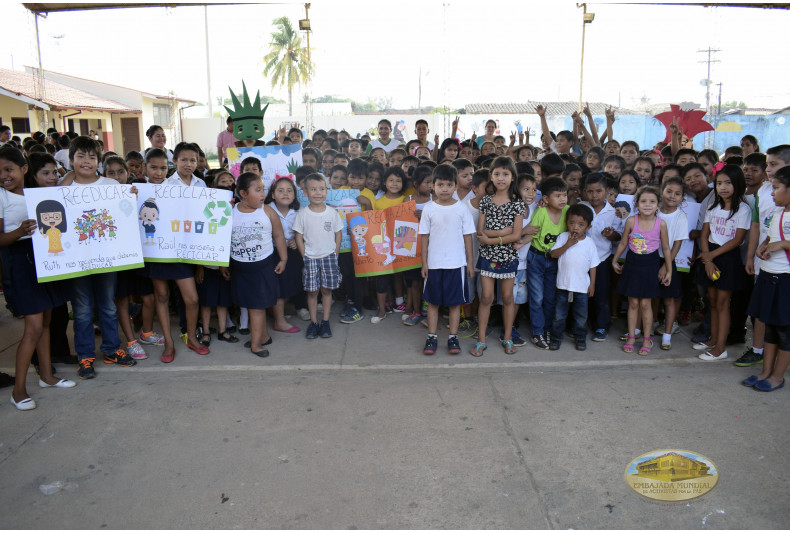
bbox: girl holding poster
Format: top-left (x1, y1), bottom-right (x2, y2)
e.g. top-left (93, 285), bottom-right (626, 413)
top-left (0, 146), bottom-right (74, 411)
top-left (227, 173), bottom-right (288, 358)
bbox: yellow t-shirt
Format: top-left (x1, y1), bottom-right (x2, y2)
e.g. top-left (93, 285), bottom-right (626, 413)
top-left (404, 187), bottom-right (416, 197)
top-left (373, 195), bottom-right (405, 210)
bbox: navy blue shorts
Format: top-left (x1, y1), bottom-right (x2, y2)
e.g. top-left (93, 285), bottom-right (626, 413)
top-left (423, 267), bottom-right (469, 307)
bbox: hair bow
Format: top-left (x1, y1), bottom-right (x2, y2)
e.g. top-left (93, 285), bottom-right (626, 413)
top-left (711, 161), bottom-right (726, 178)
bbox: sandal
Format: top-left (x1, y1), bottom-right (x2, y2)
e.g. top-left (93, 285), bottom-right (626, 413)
top-left (470, 342), bottom-right (487, 357)
top-left (501, 339), bottom-right (516, 354)
top-left (623, 335), bottom-right (635, 353)
top-left (199, 334), bottom-right (211, 347)
top-left (638, 336), bottom-right (654, 356)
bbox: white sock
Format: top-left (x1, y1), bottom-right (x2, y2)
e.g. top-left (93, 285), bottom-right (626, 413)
top-left (239, 307), bottom-right (249, 329)
top-left (634, 328), bottom-right (641, 336)
top-left (662, 333), bottom-right (671, 345)
top-left (395, 297), bottom-right (404, 305)
top-left (753, 347), bottom-right (764, 355)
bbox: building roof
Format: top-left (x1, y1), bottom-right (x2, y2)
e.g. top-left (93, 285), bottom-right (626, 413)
top-left (0, 68), bottom-right (139, 113)
top-left (24, 66), bottom-right (197, 104)
top-left (464, 101), bottom-right (626, 115)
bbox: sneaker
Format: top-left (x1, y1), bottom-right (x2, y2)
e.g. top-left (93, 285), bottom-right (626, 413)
top-left (734, 348), bottom-right (764, 367)
top-left (340, 301), bottom-right (353, 317)
top-left (319, 320), bottom-right (332, 338)
top-left (393, 302), bottom-right (407, 313)
top-left (138, 331), bottom-right (165, 346)
top-left (403, 313), bottom-right (422, 326)
top-left (532, 334), bottom-right (550, 350)
top-left (499, 328), bottom-right (526, 347)
top-left (549, 340), bottom-right (561, 351)
top-left (447, 336), bottom-right (461, 355)
top-left (592, 329), bottom-right (607, 342)
top-left (103, 348), bottom-right (136, 367)
top-left (297, 308), bottom-right (310, 321)
top-left (305, 322), bottom-right (319, 339)
top-left (340, 307), bottom-right (363, 324)
top-left (126, 341), bottom-right (148, 360)
top-left (77, 358), bottom-right (95, 379)
top-left (371, 314), bottom-right (387, 324)
top-left (575, 337), bottom-right (587, 351)
top-left (423, 336), bottom-right (438, 355)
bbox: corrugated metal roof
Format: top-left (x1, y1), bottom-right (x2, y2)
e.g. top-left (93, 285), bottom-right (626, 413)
top-left (0, 68), bottom-right (140, 113)
top-left (464, 101), bottom-right (626, 115)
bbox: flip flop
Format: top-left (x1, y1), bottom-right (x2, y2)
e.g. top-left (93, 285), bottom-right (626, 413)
top-left (501, 339), bottom-right (516, 354)
top-left (470, 342), bottom-right (487, 357)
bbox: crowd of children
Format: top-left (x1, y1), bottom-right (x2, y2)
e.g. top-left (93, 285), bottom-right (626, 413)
top-left (2, 112), bottom-right (790, 411)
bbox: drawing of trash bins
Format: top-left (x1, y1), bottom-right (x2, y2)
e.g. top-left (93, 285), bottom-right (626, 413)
top-left (171, 220), bottom-right (180, 232)
top-left (184, 220), bottom-right (192, 233)
top-left (209, 221), bottom-right (218, 234)
top-left (195, 221), bottom-right (205, 233)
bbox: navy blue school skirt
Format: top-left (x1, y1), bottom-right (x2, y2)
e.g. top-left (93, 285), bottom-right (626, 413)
top-left (230, 253), bottom-right (279, 310)
top-left (276, 247), bottom-right (304, 300)
top-left (116, 268), bottom-right (154, 298)
top-left (748, 270), bottom-right (790, 326)
top-left (1, 239), bottom-right (70, 316)
top-left (146, 262), bottom-right (195, 281)
top-left (617, 249), bottom-right (660, 298)
top-left (196, 267), bottom-right (232, 308)
top-left (657, 261), bottom-right (681, 299)
top-left (695, 243), bottom-right (743, 292)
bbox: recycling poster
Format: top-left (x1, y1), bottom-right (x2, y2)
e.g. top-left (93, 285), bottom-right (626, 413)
top-left (347, 201), bottom-right (421, 277)
top-left (24, 184), bottom-right (145, 282)
top-left (135, 184), bottom-right (233, 266)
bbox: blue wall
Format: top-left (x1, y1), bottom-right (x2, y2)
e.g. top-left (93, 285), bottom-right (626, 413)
top-left (565, 114), bottom-right (789, 154)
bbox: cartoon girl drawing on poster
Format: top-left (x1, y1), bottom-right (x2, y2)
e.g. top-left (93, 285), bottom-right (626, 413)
top-left (139, 197), bottom-right (160, 245)
top-left (35, 199), bottom-right (67, 256)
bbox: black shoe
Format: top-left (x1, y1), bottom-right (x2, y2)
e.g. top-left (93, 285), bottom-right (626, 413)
top-left (549, 340), bottom-right (561, 351)
top-left (532, 334), bottom-right (550, 350)
top-left (216, 331), bottom-right (239, 343)
top-left (244, 337), bottom-right (272, 348)
top-left (575, 338), bottom-right (587, 351)
top-left (78, 358), bottom-right (96, 379)
top-left (306, 322), bottom-right (319, 339)
top-left (319, 320), bottom-right (333, 338)
top-left (226, 326), bottom-right (237, 334)
top-left (734, 348), bottom-right (763, 367)
top-left (423, 336), bottom-right (438, 355)
top-left (239, 328), bottom-right (250, 335)
top-left (447, 336), bottom-right (461, 355)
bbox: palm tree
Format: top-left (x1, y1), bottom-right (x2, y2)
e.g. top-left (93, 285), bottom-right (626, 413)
top-left (262, 16), bottom-right (313, 116)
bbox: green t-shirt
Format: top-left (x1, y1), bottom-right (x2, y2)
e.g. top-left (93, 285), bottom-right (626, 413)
top-left (530, 205), bottom-right (569, 252)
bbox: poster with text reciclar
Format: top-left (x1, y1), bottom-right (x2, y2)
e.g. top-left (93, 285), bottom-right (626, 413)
top-left (136, 184), bottom-right (232, 266)
top-left (24, 185), bottom-right (144, 282)
top-left (226, 145), bottom-right (303, 193)
top-left (347, 201), bottom-right (421, 277)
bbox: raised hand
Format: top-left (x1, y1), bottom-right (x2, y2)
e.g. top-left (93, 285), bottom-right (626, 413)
top-left (535, 105), bottom-right (546, 117)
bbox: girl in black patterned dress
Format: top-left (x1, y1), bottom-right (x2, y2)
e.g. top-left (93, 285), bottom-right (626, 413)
top-left (474, 156), bottom-right (525, 356)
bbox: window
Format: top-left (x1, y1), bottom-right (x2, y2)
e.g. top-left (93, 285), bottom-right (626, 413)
top-left (11, 117), bottom-right (30, 133)
top-left (152, 103), bottom-right (172, 127)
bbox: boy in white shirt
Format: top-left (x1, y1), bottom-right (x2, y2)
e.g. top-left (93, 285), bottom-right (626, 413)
top-left (549, 203), bottom-right (598, 351)
top-left (419, 164), bottom-right (475, 356)
top-left (293, 173), bottom-right (344, 340)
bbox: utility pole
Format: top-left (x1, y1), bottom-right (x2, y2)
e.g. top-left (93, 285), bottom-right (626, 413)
top-left (697, 47), bottom-right (720, 116)
top-left (204, 6), bottom-right (213, 118)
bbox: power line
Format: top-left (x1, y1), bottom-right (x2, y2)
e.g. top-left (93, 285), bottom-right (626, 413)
top-left (698, 47), bottom-right (720, 116)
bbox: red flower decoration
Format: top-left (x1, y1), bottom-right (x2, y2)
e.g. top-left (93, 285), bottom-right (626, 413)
top-left (654, 104), bottom-right (714, 144)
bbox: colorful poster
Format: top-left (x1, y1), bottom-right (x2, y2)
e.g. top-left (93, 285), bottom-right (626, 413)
top-left (675, 200), bottom-right (700, 272)
top-left (347, 201), bottom-right (421, 277)
top-left (226, 145), bottom-right (302, 193)
top-left (135, 184), bottom-right (232, 266)
top-left (297, 189), bottom-right (361, 253)
top-left (24, 185), bottom-right (144, 282)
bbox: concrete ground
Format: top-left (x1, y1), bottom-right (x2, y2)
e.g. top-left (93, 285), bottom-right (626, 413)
top-left (0, 301), bottom-right (787, 529)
